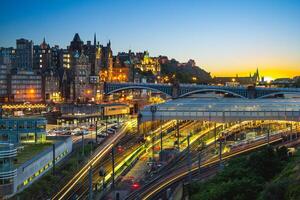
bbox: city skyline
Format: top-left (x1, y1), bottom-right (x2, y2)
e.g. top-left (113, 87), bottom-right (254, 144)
top-left (1, 0), bottom-right (300, 78)
top-left (1, 1), bottom-right (300, 199)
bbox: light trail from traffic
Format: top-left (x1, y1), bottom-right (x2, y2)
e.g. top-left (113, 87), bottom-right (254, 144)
top-left (52, 120), bottom-right (134, 200)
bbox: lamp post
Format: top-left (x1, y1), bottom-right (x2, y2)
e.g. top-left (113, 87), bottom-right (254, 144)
top-left (88, 165), bottom-right (93, 200)
top-left (150, 105), bottom-right (157, 162)
top-left (177, 120), bottom-right (180, 150)
top-left (214, 122), bottom-right (217, 148)
top-left (267, 122), bottom-right (270, 145)
top-left (218, 134), bottom-right (225, 170)
top-left (82, 131), bottom-right (85, 157)
top-left (95, 120), bottom-right (98, 143)
top-left (160, 115), bottom-right (163, 162)
top-left (187, 133), bottom-right (192, 184)
top-left (111, 146), bottom-right (115, 189)
top-left (198, 140), bottom-right (205, 176)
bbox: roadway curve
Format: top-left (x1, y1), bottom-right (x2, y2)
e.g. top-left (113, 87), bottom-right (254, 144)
top-left (52, 122), bottom-right (132, 200)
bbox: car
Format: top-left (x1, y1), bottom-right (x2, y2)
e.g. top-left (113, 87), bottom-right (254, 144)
top-left (107, 130), bottom-right (114, 134)
top-left (64, 131), bottom-right (72, 135)
top-left (111, 125), bottom-right (118, 129)
top-left (108, 128), bottom-right (116, 133)
top-left (97, 134), bottom-right (106, 138)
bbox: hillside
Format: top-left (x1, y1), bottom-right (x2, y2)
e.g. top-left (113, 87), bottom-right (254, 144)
top-left (161, 59), bottom-right (212, 84)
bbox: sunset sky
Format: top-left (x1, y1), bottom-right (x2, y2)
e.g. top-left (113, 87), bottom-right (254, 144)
top-left (0, 0), bottom-right (299, 79)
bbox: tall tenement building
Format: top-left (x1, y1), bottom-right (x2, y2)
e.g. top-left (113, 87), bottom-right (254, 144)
top-left (15, 38), bottom-right (33, 70)
top-left (8, 69), bottom-right (42, 103)
top-left (0, 65), bottom-right (9, 102)
top-left (43, 68), bottom-right (61, 103)
top-left (33, 38), bottom-right (51, 70)
top-left (71, 53), bottom-right (93, 102)
top-left (99, 41), bottom-right (113, 82)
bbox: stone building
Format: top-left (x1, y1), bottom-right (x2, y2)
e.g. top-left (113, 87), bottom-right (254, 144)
top-left (43, 68), bottom-right (61, 103)
top-left (33, 38), bottom-right (51, 71)
top-left (70, 53), bottom-right (94, 102)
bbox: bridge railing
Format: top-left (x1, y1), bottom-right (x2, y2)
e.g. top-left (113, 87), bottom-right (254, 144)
top-left (179, 83), bottom-right (247, 89)
top-left (106, 82), bottom-right (171, 86)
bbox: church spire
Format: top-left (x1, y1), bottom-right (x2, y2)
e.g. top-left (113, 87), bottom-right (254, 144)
top-left (256, 67), bottom-right (260, 82)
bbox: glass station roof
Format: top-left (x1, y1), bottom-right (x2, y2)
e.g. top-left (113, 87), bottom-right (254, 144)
top-left (149, 98), bottom-right (300, 112)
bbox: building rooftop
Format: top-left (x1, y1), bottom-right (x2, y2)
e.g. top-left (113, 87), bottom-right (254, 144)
top-left (14, 142), bottom-right (53, 167)
top-left (149, 97), bottom-right (300, 112)
top-left (140, 97), bottom-right (300, 122)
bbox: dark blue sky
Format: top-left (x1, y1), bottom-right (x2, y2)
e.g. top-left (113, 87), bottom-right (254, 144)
top-left (1, 0), bottom-right (300, 77)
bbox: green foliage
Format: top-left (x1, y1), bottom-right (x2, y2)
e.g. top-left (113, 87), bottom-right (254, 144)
top-left (258, 149), bottom-right (300, 200)
top-left (258, 179), bottom-right (290, 200)
top-left (247, 146), bottom-right (286, 181)
top-left (190, 146), bottom-right (291, 200)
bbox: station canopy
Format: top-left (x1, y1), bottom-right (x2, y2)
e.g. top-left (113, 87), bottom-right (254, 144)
top-left (140, 98), bottom-right (300, 122)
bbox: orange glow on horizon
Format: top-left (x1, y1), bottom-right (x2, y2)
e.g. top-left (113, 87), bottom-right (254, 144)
top-left (211, 68), bottom-right (300, 79)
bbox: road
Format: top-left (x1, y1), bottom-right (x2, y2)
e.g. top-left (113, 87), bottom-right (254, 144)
top-left (66, 134), bottom-right (143, 199)
top-left (52, 120), bottom-right (134, 200)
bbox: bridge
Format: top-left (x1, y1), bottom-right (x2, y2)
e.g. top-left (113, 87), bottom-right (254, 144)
top-left (103, 82), bottom-right (300, 99)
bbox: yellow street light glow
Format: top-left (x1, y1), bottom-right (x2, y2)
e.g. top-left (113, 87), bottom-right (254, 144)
top-left (146, 136), bottom-right (151, 142)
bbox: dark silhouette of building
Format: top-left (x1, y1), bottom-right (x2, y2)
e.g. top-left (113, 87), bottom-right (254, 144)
top-left (0, 47), bottom-right (15, 68)
top-left (15, 39), bottom-right (33, 70)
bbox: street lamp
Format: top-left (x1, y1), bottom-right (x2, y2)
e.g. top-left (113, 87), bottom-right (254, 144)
top-left (198, 140), bottom-right (206, 176)
top-left (150, 105), bottom-right (157, 162)
top-left (187, 132), bottom-right (192, 184)
top-left (218, 134), bottom-right (225, 170)
top-left (95, 120), bottom-right (98, 144)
